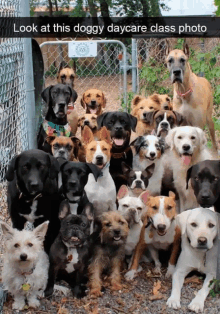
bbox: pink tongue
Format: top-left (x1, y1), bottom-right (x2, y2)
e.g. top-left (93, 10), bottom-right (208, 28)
top-left (114, 139), bottom-right (124, 146)
top-left (181, 155), bottom-right (192, 166)
top-left (90, 109), bottom-right (97, 114)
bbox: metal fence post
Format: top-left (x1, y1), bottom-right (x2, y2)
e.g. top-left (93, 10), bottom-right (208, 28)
top-left (21, 0), bottom-right (36, 149)
top-left (131, 38), bottom-right (137, 94)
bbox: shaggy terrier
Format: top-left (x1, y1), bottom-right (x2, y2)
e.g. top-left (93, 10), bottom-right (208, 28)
top-left (1, 221), bottom-right (49, 310)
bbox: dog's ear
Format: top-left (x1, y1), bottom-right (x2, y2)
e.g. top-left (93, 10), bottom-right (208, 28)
top-left (78, 116), bottom-right (83, 127)
top-left (0, 221), bottom-right (14, 240)
top-left (59, 201), bottom-right (71, 220)
top-left (169, 191), bottom-right (176, 199)
top-left (150, 94), bottom-right (161, 105)
top-left (121, 162), bottom-right (132, 176)
top-left (139, 190), bottom-right (150, 205)
top-left (59, 61), bottom-right (66, 72)
top-left (83, 203), bottom-right (94, 222)
top-left (143, 163), bottom-right (155, 179)
top-left (117, 185), bottom-right (129, 200)
top-left (33, 221), bottom-right (49, 241)
top-left (173, 111), bottom-right (185, 126)
top-left (102, 92), bottom-right (107, 108)
top-left (186, 166), bottom-right (193, 190)
top-left (143, 111), bottom-right (158, 125)
top-left (127, 113), bottom-right (137, 132)
top-left (71, 136), bottom-right (81, 158)
top-left (46, 136), bottom-right (56, 145)
top-left (86, 163), bottom-right (101, 181)
top-left (132, 95), bottom-right (144, 107)
top-left (41, 85), bottom-right (53, 105)
top-left (57, 157), bottom-right (68, 170)
top-left (82, 125), bottom-right (94, 145)
top-left (73, 60), bottom-right (76, 73)
top-left (176, 210), bottom-right (192, 235)
top-left (47, 154), bottom-right (60, 179)
top-left (99, 126), bottom-right (112, 145)
top-left (5, 155), bottom-right (19, 181)
top-left (97, 112), bottom-right (109, 130)
top-left (80, 93), bottom-right (86, 109)
top-left (165, 128), bottom-right (176, 150)
top-left (195, 127), bottom-right (207, 148)
top-left (68, 86), bottom-right (77, 102)
top-left (183, 42), bottom-right (190, 58)
top-left (165, 39), bottom-right (171, 57)
top-left (130, 136), bottom-right (144, 154)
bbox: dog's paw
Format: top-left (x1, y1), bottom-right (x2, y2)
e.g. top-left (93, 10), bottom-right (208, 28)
top-left (165, 264), bottom-right (175, 278)
top-left (188, 299), bottom-right (204, 313)
top-left (111, 282), bottom-right (122, 291)
top-left (166, 296), bottom-right (181, 309)
top-left (125, 269), bottom-right (137, 281)
top-left (89, 288), bottom-right (103, 298)
top-left (153, 266), bottom-right (162, 276)
top-left (28, 298), bottom-right (40, 309)
top-left (12, 299), bottom-right (26, 311)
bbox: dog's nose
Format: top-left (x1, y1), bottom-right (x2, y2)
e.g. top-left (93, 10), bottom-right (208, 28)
top-left (96, 155), bottom-right (103, 162)
top-left (20, 253), bottom-right (28, 261)
top-left (84, 120), bottom-right (89, 125)
top-left (115, 126), bottom-right (122, 131)
top-left (161, 122), bottom-right (169, 128)
top-left (198, 237), bottom-right (207, 245)
top-left (91, 100), bottom-right (96, 106)
top-left (114, 229), bottom-right (121, 236)
top-left (182, 144), bottom-right (190, 151)
top-left (157, 224), bottom-right (166, 232)
top-left (201, 194), bottom-right (210, 200)
top-left (164, 106), bottom-right (169, 110)
top-left (29, 182), bottom-right (39, 190)
top-left (58, 103), bottom-right (66, 108)
top-left (173, 69), bottom-right (181, 76)
top-left (150, 152), bottom-right (156, 158)
top-left (68, 181), bottom-right (77, 187)
top-left (143, 112), bottom-right (147, 118)
top-left (59, 150), bottom-right (65, 155)
top-left (135, 180), bottom-right (142, 187)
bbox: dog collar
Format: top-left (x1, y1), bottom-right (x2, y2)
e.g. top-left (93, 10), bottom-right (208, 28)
top-left (17, 183), bottom-right (42, 203)
top-left (98, 162), bottom-right (110, 178)
top-left (176, 81), bottom-right (194, 98)
top-left (43, 119), bottom-right (71, 137)
top-left (111, 147), bottom-right (130, 159)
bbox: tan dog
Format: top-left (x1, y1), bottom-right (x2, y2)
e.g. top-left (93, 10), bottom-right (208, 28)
top-left (81, 88), bottom-right (106, 115)
top-left (46, 136), bottom-right (81, 161)
top-left (157, 94), bottom-right (173, 110)
top-left (166, 42), bottom-right (217, 150)
top-left (88, 211), bottom-right (129, 297)
top-left (57, 62), bottom-right (78, 135)
top-left (78, 114), bottom-right (100, 140)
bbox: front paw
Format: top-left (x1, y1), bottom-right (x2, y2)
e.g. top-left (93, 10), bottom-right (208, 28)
top-left (125, 269), bottom-right (137, 281)
top-left (111, 282), bottom-right (122, 291)
top-left (165, 264), bottom-right (176, 278)
top-left (167, 296), bottom-right (181, 309)
top-left (188, 299), bottom-right (204, 313)
top-left (28, 298), bottom-right (40, 309)
top-left (89, 288), bottom-right (103, 298)
top-left (12, 299), bottom-right (26, 311)
top-left (153, 266), bottom-right (162, 275)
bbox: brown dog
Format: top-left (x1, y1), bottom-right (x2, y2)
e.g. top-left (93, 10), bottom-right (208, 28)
top-left (57, 62), bottom-right (78, 135)
top-left (46, 136), bottom-right (81, 161)
top-left (81, 88), bottom-right (106, 115)
top-left (88, 211), bottom-right (129, 297)
top-left (166, 42), bottom-right (217, 150)
top-left (78, 114), bottom-right (100, 140)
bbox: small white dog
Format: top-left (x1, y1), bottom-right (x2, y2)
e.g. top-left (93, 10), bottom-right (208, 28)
top-left (167, 207), bottom-right (218, 313)
top-left (1, 221), bottom-right (49, 310)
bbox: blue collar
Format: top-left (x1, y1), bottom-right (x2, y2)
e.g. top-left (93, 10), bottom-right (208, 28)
top-left (98, 162), bottom-right (110, 178)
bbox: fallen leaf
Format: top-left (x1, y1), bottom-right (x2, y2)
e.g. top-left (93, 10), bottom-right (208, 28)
top-left (184, 276), bottom-right (203, 285)
top-left (153, 280), bottom-right (161, 295)
top-left (57, 307), bottom-right (70, 314)
top-left (149, 293), bottom-right (165, 301)
top-left (61, 297), bottom-right (68, 303)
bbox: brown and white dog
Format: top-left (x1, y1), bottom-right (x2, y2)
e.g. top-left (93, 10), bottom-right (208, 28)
top-left (165, 42), bottom-right (217, 150)
top-left (81, 88), bottom-right (106, 115)
top-left (125, 192), bottom-right (181, 281)
top-left (57, 62), bottom-right (78, 135)
top-left (78, 113), bottom-right (100, 140)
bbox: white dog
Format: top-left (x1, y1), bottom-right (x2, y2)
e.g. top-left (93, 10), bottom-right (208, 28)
top-left (167, 207), bottom-right (218, 313)
top-left (165, 126), bottom-right (213, 212)
top-left (1, 221), bottom-right (49, 310)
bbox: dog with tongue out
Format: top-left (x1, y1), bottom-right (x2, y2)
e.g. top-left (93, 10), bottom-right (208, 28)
top-left (97, 111), bottom-right (137, 192)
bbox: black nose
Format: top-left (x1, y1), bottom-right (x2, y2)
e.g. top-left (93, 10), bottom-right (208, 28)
top-left (135, 180), bottom-right (142, 187)
top-left (68, 181), bottom-right (77, 188)
top-left (201, 194), bottom-right (210, 200)
top-left (157, 224), bottom-right (166, 232)
top-left (91, 100), bottom-right (96, 105)
top-left (150, 152), bottom-right (156, 158)
top-left (29, 182), bottom-right (39, 190)
top-left (182, 144), bottom-right (190, 151)
top-left (143, 112), bottom-right (147, 117)
top-left (20, 253), bottom-right (28, 261)
top-left (115, 126), bottom-right (122, 131)
top-left (59, 150), bottom-right (65, 155)
top-left (59, 103), bottom-right (66, 108)
top-left (96, 155), bottom-right (103, 162)
top-left (161, 122), bottom-right (169, 128)
top-left (114, 229), bottom-right (121, 236)
top-left (164, 106), bottom-right (169, 110)
top-left (84, 120), bottom-right (89, 125)
top-left (173, 69), bottom-right (181, 76)
top-left (198, 237), bottom-right (207, 245)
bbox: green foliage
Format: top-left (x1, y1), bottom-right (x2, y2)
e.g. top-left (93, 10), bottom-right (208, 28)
top-left (45, 64), bottom-right (57, 77)
top-left (121, 91), bottom-right (135, 113)
top-left (209, 279), bottom-right (220, 297)
top-left (215, 0), bottom-right (220, 16)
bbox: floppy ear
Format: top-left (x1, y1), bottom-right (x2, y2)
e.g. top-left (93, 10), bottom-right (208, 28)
top-left (78, 116), bottom-right (83, 127)
top-left (82, 125), bottom-right (94, 145)
top-left (139, 190), bottom-right (150, 205)
top-left (195, 127), bottom-right (207, 148)
top-left (33, 221), bottom-right (49, 241)
top-left (48, 154), bottom-right (60, 179)
top-left (71, 136), bottom-right (81, 158)
top-left (183, 42), bottom-right (190, 58)
top-left (165, 128), bottom-right (176, 150)
top-left (121, 162), bottom-right (132, 176)
top-left (99, 126), bottom-right (112, 145)
top-left (59, 201), bottom-right (71, 220)
top-left (173, 111), bottom-right (185, 126)
top-left (186, 166), bottom-right (193, 190)
top-left (130, 136), bottom-right (144, 154)
top-left (132, 95), bottom-right (144, 107)
top-left (117, 185), bottom-right (129, 199)
top-left (176, 210), bottom-right (192, 235)
top-left (57, 157), bottom-right (68, 170)
top-left (102, 92), bottom-right (107, 108)
top-left (69, 87), bottom-right (78, 102)
top-left (5, 155), bottom-right (18, 181)
top-left (143, 111), bottom-right (158, 125)
top-left (86, 163), bottom-right (101, 181)
top-left (46, 136), bottom-right (56, 145)
top-left (0, 221), bottom-right (14, 240)
top-left (41, 85), bottom-right (53, 105)
top-left (97, 112), bottom-right (109, 130)
top-left (80, 93), bottom-right (86, 109)
top-left (143, 163), bottom-right (155, 179)
top-left (127, 113), bottom-right (137, 132)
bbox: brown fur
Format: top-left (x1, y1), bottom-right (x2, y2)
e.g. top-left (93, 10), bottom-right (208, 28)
top-left (81, 89), bottom-right (106, 116)
top-left (88, 211), bottom-right (129, 298)
top-left (78, 114), bottom-right (100, 140)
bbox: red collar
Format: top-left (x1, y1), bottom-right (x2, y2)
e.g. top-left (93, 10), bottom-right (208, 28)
top-left (176, 87), bottom-right (193, 97)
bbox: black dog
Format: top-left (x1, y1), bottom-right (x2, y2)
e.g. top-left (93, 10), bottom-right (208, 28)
top-left (6, 149), bottom-right (61, 252)
top-left (45, 203), bottom-right (93, 298)
top-left (97, 111), bottom-right (137, 191)
top-left (186, 160), bottom-right (220, 212)
top-left (37, 84), bottom-right (78, 153)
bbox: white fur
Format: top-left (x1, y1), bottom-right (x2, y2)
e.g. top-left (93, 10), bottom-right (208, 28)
top-left (65, 247), bottom-right (79, 274)
top-left (157, 112), bottom-right (171, 136)
top-left (167, 207), bottom-right (218, 312)
top-left (19, 200), bottom-right (43, 223)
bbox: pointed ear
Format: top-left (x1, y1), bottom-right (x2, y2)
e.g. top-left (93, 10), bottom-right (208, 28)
top-left (83, 203), bottom-right (94, 222)
top-left (183, 42), bottom-right (190, 58)
top-left (132, 95), bottom-right (144, 107)
top-left (5, 155), bottom-right (18, 181)
top-left (169, 191), bottom-right (176, 199)
top-left (150, 94), bottom-right (161, 105)
top-left (186, 166), bottom-right (193, 190)
top-left (0, 222), bottom-right (14, 240)
top-left (139, 190), bottom-right (150, 205)
top-left (41, 85), bottom-right (53, 105)
top-left (80, 93), bottom-right (86, 109)
top-left (130, 136), bottom-right (144, 154)
top-left (99, 126), bottom-right (112, 145)
top-left (48, 154), bottom-right (60, 179)
top-left (59, 61), bottom-right (66, 72)
top-left (165, 39), bottom-right (171, 57)
top-left (173, 111), bottom-right (184, 125)
top-left (59, 201), bottom-right (71, 220)
top-left (121, 162), bottom-right (132, 176)
top-left (97, 112), bottom-right (109, 130)
top-left (143, 163), bottom-right (155, 179)
top-left (46, 136), bottom-right (56, 145)
top-left (117, 185), bottom-right (129, 200)
top-left (127, 113), bottom-right (137, 132)
top-left (73, 60), bottom-right (76, 73)
top-left (102, 92), bottom-right (107, 108)
top-left (86, 163), bottom-right (101, 181)
top-left (82, 125), bottom-right (94, 145)
top-left (33, 221), bottom-right (49, 241)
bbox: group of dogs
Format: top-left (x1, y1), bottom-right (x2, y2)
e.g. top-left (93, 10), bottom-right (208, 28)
top-left (1, 43), bottom-right (220, 313)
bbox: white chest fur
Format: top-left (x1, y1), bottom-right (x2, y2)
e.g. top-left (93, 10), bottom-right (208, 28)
top-left (20, 200), bottom-right (43, 223)
top-left (65, 248), bottom-right (79, 273)
top-left (69, 203), bottom-right (78, 215)
top-left (125, 222), bottom-right (142, 256)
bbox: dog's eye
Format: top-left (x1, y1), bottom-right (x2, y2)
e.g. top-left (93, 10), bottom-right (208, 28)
top-left (53, 144), bottom-right (60, 149)
top-left (105, 222), bottom-right (111, 227)
top-left (166, 98), bottom-right (170, 102)
top-left (102, 148), bottom-right (108, 151)
top-left (167, 205), bottom-right (172, 210)
top-left (137, 207), bottom-right (142, 211)
top-left (180, 58), bottom-right (185, 63)
top-left (119, 220), bottom-right (125, 225)
top-left (61, 75), bottom-right (66, 79)
top-left (96, 95), bottom-right (101, 98)
top-left (70, 75), bottom-right (74, 79)
top-left (191, 136), bottom-right (196, 140)
top-left (208, 223), bottom-right (215, 228)
top-left (65, 92), bottom-right (70, 96)
top-left (140, 107), bottom-right (144, 109)
top-left (152, 206), bottom-right (157, 210)
top-left (123, 204), bottom-right (129, 208)
top-left (191, 222), bottom-right (197, 228)
top-left (194, 177), bottom-right (199, 182)
top-left (90, 147), bottom-right (95, 151)
top-left (39, 165), bottom-right (45, 170)
top-left (27, 243), bottom-right (33, 247)
top-left (66, 144), bottom-right (72, 151)
top-left (109, 120), bottom-right (114, 124)
top-left (164, 106), bottom-right (169, 110)
top-left (81, 222), bottom-right (86, 228)
top-left (177, 136), bottom-right (182, 139)
top-left (149, 107), bottom-right (153, 109)
top-left (168, 58), bottom-right (173, 64)
top-left (14, 243), bottom-right (20, 248)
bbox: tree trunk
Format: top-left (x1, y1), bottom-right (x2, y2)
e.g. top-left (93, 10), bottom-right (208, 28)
top-left (150, 0), bottom-right (161, 16)
top-left (48, 0), bottom-right (53, 16)
top-left (140, 0), bottom-right (149, 17)
top-left (100, 0), bottom-right (110, 17)
top-left (88, 0), bottom-right (98, 17)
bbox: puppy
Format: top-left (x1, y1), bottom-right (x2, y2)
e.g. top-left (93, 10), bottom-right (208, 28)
top-left (131, 135), bottom-right (166, 195)
top-left (83, 126), bottom-right (117, 211)
top-left (45, 204), bottom-right (93, 298)
top-left (81, 88), bottom-right (106, 115)
top-left (167, 207), bottom-right (218, 313)
top-left (165, 126), bottom-right (213, 211)
top-left (117, 185), bottom-right (149, 259)
top-left (121, 161), bottom-right (155, 197)
top-left (46, 135), bottom-right (81, 161)
top-left (125, 192), bottom-right (181, 280)
top-left (6, 149), bottom-right (61, 252)
top-left (88, 211), bottom-right (129, 297)
top-left (78, 113), bottom-right (100, 140)
top-left (186, 160), bottom-right (220, 212)
top-left (1, 221), bottom-right (49, 310)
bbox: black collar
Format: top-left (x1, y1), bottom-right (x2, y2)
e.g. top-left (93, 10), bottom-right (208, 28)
top-left (16, 183), bottom-right (42, 203)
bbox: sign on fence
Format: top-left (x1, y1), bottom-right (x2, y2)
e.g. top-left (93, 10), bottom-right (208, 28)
top-left (68, 41), bottom-right (97, 57)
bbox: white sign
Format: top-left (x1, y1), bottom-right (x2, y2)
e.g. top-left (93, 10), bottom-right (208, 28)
top-left (68, 42), bottom-right (97, 58)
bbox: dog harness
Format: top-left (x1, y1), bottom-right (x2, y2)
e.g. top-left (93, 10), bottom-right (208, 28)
top-left (42, 120), bottom-right (71, 137)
